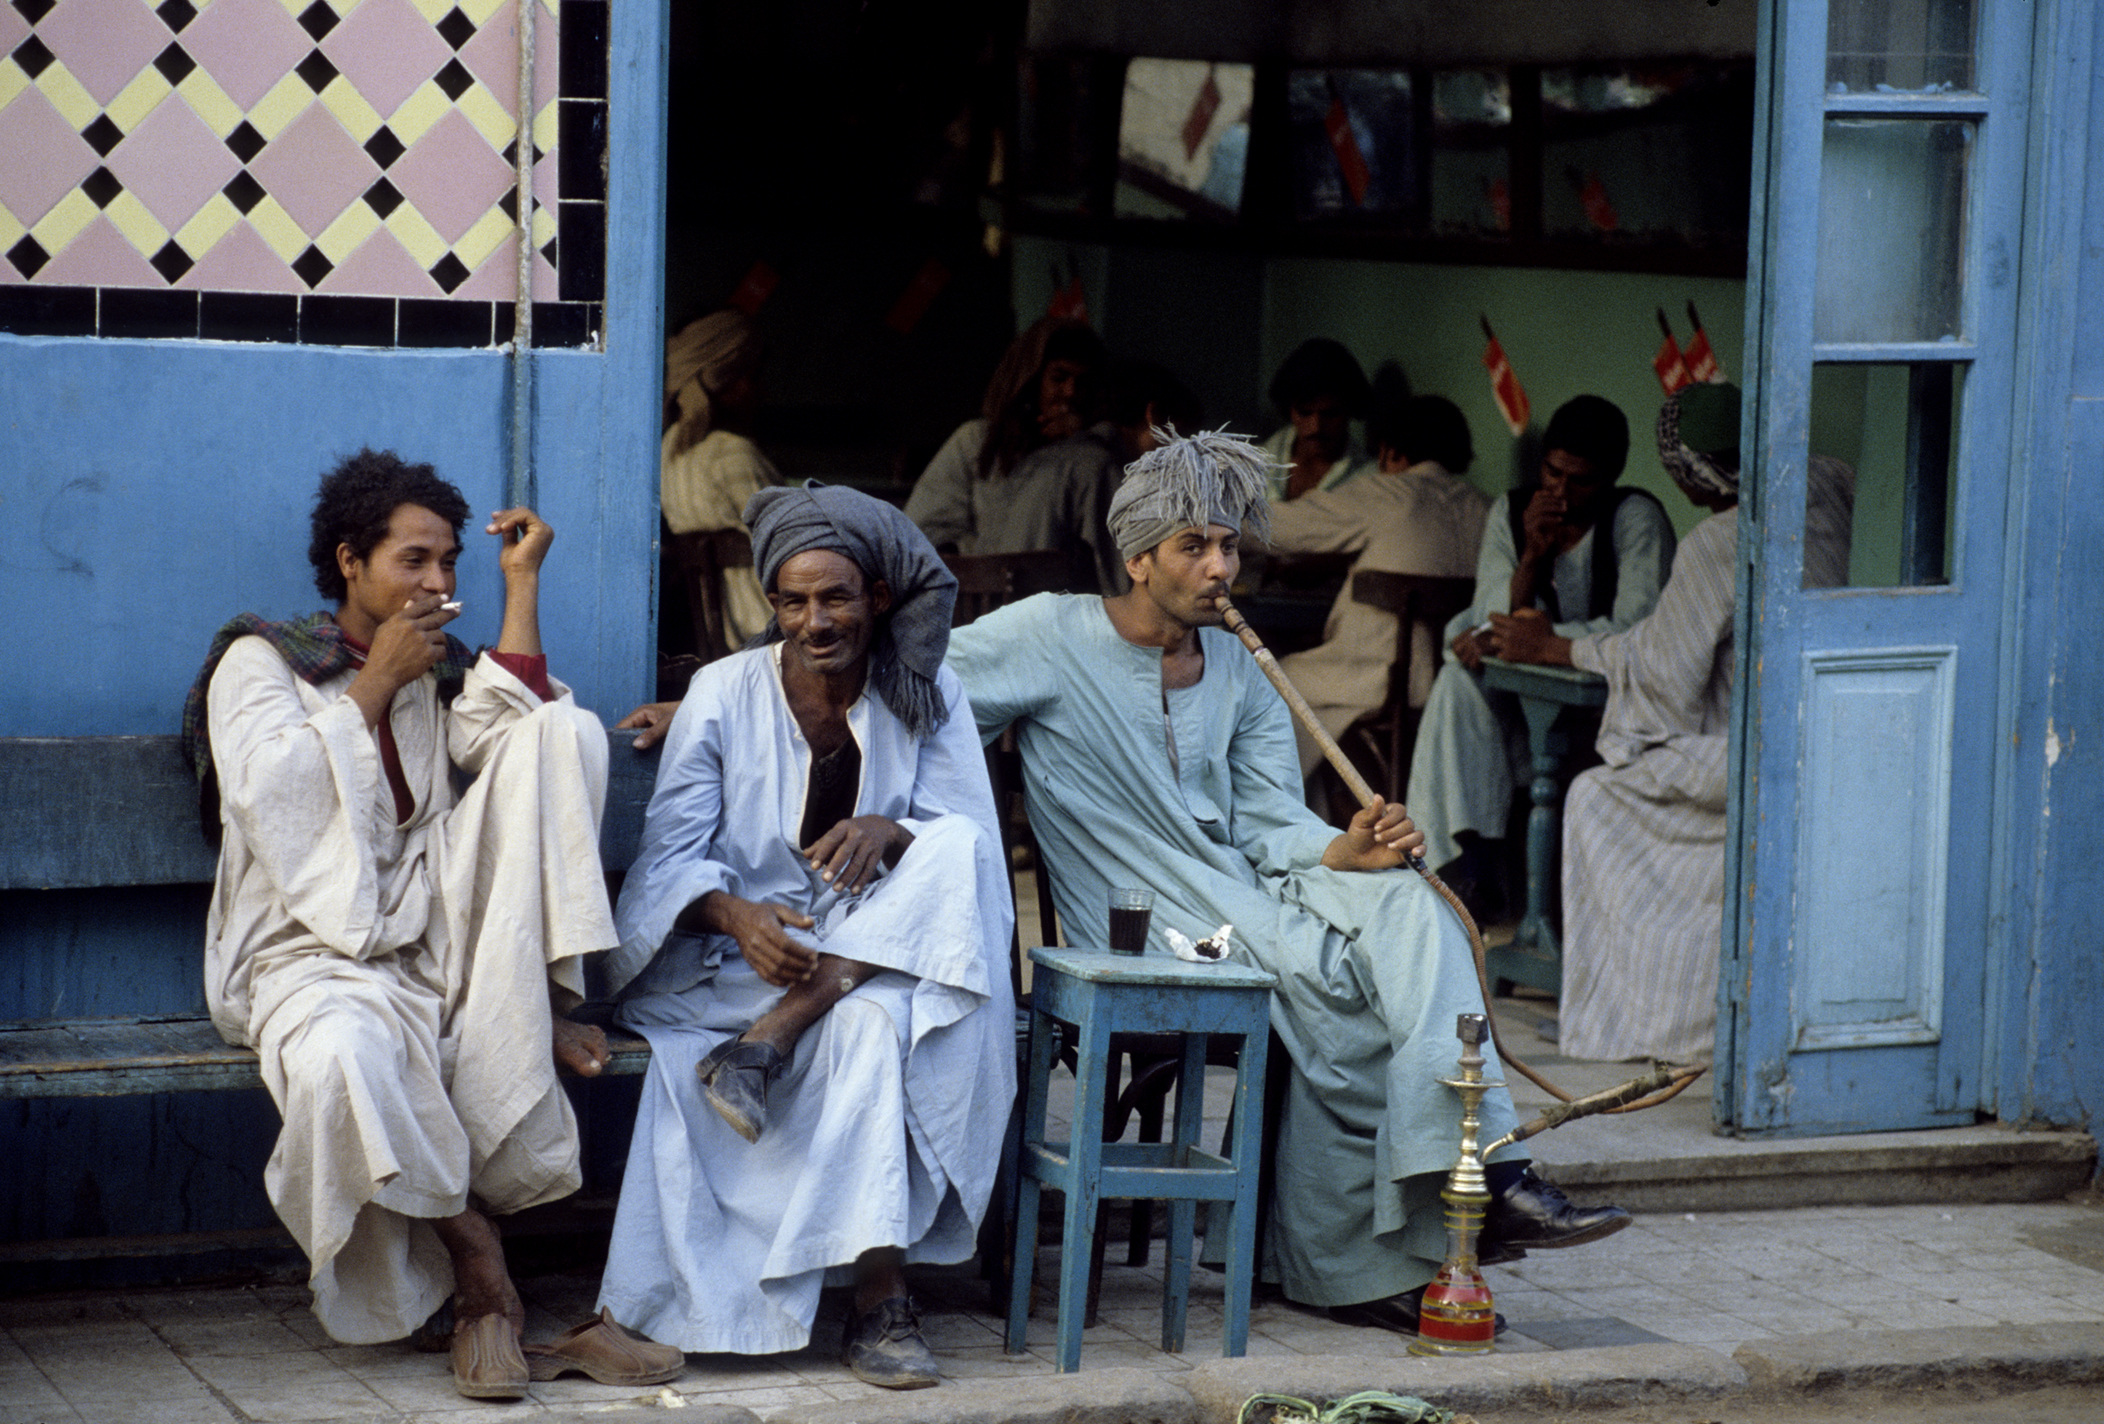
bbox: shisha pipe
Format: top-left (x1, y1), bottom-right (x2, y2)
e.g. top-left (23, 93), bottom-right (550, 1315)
top-left (1213, 593), bottom-right (1703, 1116)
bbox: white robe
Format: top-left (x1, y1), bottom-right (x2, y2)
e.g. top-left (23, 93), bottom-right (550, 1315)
top-left (600, 648), bottom-right (1015, 1354)
top-left (1406, 491), bottom-right (1677, 871)
top-left (205, 639), bottom-right (617, 1344)
top-left (661, 427), bottom-right (783, 646)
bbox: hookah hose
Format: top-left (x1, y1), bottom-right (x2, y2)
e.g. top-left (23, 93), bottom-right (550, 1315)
top-left (1213, 595), bottom-right (1702, 1118)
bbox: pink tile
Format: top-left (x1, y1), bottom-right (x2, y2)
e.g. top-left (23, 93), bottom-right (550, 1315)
top-left (321, 0), bottom-right (452, 118)
top-left (453, 232), bottom-right (552, 301)
top-left (534, 245), bottom-right (556, 300)
top-left (0, 7), bottom-right (30, 55)
top-left (0, 86), bottom-right (98, 225)
top-left (35, 213), bottom-right (165, 287)
top-left (175, 217), bottom-right (303, 292)
top-left (387, 107), bottom-right (511, 242)
top-left (532, 147), bottom-right (557, 208)
top-left (457, 0), bottom-right (559, 122)
top-left (181, 0), bottom-right (313, 110)
top-left (318, 223), bottom-right (440, 298)
top-left (107, 95), bottom-right (240, 230)
top-left (248, 103), bottom-right (378, 233)
top-left (37, 0), bottom-right (171, 106)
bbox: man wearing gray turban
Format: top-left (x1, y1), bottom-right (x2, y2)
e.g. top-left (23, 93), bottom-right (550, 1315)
top-left (601, 483), bottom-right (1015, 1389)
top-left (949, 430), bottom-right (1628, 1340)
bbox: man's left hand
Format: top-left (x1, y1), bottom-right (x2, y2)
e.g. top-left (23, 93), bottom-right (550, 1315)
top-left (1321, 796), bottom-right (1425, 873)
top-left (804, 815), bottom-right (914, 894)
top-left (489, 507), bottom-right (553, 579)
top-left (1488, 608), bottom-right (1573, 667)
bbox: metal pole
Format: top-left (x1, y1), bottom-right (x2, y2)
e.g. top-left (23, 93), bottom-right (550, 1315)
top-left (508, 0), bottom-right (537, 510)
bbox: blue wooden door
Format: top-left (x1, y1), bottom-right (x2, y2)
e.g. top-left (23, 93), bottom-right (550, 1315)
top-left (1720, 0), bottom-right (2030, 1134)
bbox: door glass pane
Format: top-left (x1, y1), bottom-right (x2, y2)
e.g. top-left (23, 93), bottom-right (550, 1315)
top-left (1816, 119), bottom-right (1970, 344)
top-left (1286, 69), bottom-right (1422, 222)
top-left (1115, 58), bottom-right (1253, 221)
top-left (1806, 362), bottom-right (1963, 588)
top-left (1538, 63), bottom-right (1756, 249)
top-left (1430, 70), bottom-right (1509, 236)
top-left (1827, 0), bottom-right (1976, 93)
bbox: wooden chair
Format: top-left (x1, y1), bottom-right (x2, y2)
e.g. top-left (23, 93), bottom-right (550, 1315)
top-left (944, 550), bottom-right (1072, 627)
top-left (1341, 571), bottom-right (1476, 804)
top-left (663, 525), bottom-right (755, 664)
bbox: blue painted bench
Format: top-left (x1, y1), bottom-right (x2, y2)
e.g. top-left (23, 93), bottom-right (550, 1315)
top-left (0, 732), bottom-right (661, 1098)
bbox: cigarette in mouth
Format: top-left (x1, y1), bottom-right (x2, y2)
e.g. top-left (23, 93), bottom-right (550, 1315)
top-left (1472, 620), bottom-right (1494, 635)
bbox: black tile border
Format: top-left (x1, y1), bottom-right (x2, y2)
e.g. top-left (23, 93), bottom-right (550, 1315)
top-left (556, 200), bottom-right (603, 303)
top-left (558, 0), bottom-right (607, 100)
top-left (0, 288), bottom-right (598, 349)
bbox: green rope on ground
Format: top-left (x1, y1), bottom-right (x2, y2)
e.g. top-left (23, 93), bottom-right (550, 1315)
top-left (1236, 1389), bottom-right (1463, 1424)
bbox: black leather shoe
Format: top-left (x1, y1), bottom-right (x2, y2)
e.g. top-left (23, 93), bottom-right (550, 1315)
top-left (1327, 1284), bottom-right (1507, 1337)
top-left (1481, 1168), bottom-right (1630, 1253)
top-left (842, 1296), bottom-right (940, 1389)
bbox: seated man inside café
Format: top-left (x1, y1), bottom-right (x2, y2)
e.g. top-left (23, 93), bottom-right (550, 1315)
top-left (183, 451), bottom-right (682, 1399)
top-left (1405, 394), bottom-right (1677, 913)
top-left (601, 484), bottom-right (1015, 1389)
top-left (1269, 369), bottom-right (1493, 793)
top-left (1260, 337), bottom-right (1379, 501)
top-left (904, 315), bottom-right (1128, 593)
top-left (1492, 384), bottom-right (1854, 1064)
top-left (946, 429), bottom-right (1629, 1340)
top-left (660, 309), bottom-right (782, 651)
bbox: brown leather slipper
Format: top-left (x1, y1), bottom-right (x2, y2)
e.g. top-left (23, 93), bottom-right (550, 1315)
top-left (451, 1312), bottom-right (529, 1399)
top-left (696, 1038), bottom-right (785, 1144)
top-left (525, 1308), bottom-right (685, 1386)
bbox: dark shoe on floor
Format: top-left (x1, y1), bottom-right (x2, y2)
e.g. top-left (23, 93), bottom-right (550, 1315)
top-left (1327, 1284), bottom-right (1506, 1337)
top-left (696, 1037), bottom-right (786, 1144)
top-left (842, 1296), bottom-right (940, 1389)
top-left (1481, 1167), bottom-right (1630, 1254)
top-left (525, 1307), bottom-right (685, 1386)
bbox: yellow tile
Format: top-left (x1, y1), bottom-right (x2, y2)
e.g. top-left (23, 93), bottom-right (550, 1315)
top-left (530, 204), bottom-right (555, 247)
top-left (1, 57), bottom-right (35, 112)
top-left (409, 0), bottom-right (454, 21)
top-left (176, 68), bottom-right (243, 138)
top-left (31, 189), bottom-right (99, 256)
top-left (0, 202), bottom-right (24, 254)
top-left (106, 66), bottom-right (173, 134)
top-left (459, 0), bottom-right (508, 26)
top-left (315, 200), bottom-right (379, 263)
top-left (452, 205), bottom-right (514, 273)
top-left (318, 76), bottom-right (381, 143)
top-left (104, 190), bottom-right (170, 255)
top-left (531, 98), bottom-right (557, 153)
top-left (249, 73), bottom-right (313, 141)
top-left (247, 195), bottom-right (309, 262)
top-left (389, 80), bottom-right (450, 146)
top-left (176, 192), bottom-right (241, 258)
top-left (384, 204), bottom-right (447, 267)
top-left (456, 82), bottom-right (515, 150)
top-left (36, 62), bottom-right (99, 130)
top-left (274, 0), bottom-right (304, 14)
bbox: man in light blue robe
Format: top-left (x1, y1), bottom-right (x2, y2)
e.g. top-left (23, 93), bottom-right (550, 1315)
top-left (947, 431), bottom-right (1629, 1336)
top-left (602, 484), bottom-right (1014, 1387)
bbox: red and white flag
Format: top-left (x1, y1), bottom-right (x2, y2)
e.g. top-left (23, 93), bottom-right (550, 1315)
top-left (1480, 317), bottom-right (1529, 436)
top-left (1181, 65), bottom-right (1221, 162)
top-left (1046, 274), bottom-right (1088, 323)
top-left (1654, 308), bottom-right (1692, 395)
top-left (1579, 171), bottom-right (1619, 232)
top-left (1324, 97), bottom-right (1371, 207)
top-left (885, 258), bottom-right (949, 335)
top-left (1682, 301), bottom-right (1724, 383)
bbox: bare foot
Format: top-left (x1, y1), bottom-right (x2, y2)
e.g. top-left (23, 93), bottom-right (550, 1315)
top-left (554, 1017), bottom-right (609, 1076)
top-left (433, 1208), bottom-right (525, 1341)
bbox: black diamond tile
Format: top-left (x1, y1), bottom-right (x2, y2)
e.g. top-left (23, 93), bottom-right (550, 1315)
top-left (433, 58), bottom-right (472, 100)
top-left (556, 198), bottom-right (601, 301)
top-left (6, 234), bottom-right (50, 279)
top-left (0, 284), bottom-right (93, 336)
top-left (225, 121), bottom-right (266, 162)
top-left (435, 5), bottom-right (475, 49)
top-left (81, 115), bottom-right (124, 157)
top-left (222, 169), bottom-right (265, 213)
top-left (299, 294), bottom-right (394, 347)
top-left (364, 125), bottom-right (405, 169)
top-left (399, 296), bottom-right (490, 346)
top-left (497, 183), bottom-right (517, 221)
top-left (81, 166), bottom-right (123, 208)
top-left (558, 0), bottom-right (607, 100)
top-left (13, 35), bottom-right (53, 79)
top-left (153, 41), bottom-right (195, 84)
top-left (291, 244), bottom-right (333, 288)
top-left (156, 0), bottom-right (197, 32)
top-left (296, 0), bottom-right (336, 40)
top-left (363, 176), bottom-right (402, 218)
top-left (149, 239), bottom-right (194, 284)
top-left (200, 290), bottom-right (296, 343)
top-left (295, 50), bottom-right (337, 92)
top-left (558, 99), bottom-right (605, 201)
top-left (102, 286), bottom-right (198, 337)
top-left (538, 235), bottom-right (557, 269)
top-left (12, 0), bottom-right (57, 25)
top-left (428, 252), bottom-right (469, 293)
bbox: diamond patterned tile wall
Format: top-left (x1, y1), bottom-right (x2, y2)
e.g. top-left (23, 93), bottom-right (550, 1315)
top-left (0, 0), bottom-right (608, 347)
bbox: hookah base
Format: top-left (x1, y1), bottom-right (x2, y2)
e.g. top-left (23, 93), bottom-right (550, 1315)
top-left (1408, 1269), bottom-right (1498, 1357)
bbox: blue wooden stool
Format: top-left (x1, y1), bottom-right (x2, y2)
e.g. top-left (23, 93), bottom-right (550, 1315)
top-left (1007, 945), bottom-right (1277, 1370)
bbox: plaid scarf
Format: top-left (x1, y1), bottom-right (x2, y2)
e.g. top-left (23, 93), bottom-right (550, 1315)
top-left (181, 611), bottom-right (473, 843)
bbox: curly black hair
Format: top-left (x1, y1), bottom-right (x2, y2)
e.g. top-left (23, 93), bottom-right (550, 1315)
top-left (307, 448), bottom-right (471, 602)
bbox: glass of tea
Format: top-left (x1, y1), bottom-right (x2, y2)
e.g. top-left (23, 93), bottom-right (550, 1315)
top-left (1108, 888), bottom-right (1154, 954)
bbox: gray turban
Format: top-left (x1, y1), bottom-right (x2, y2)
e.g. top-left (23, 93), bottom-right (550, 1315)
top-left (744, 482), bottom-right (958, 739)
top-left (1106, 428), bottom-right (1280, 561)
